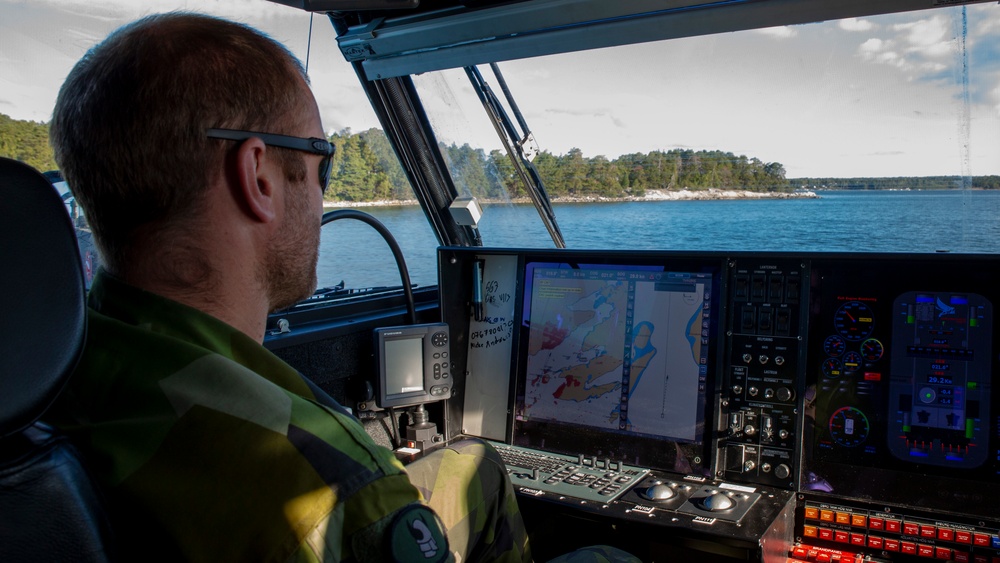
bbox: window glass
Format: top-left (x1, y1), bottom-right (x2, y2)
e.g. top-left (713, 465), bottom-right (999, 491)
top-left (0, 0), bottom-right (437, 291)
top-left (413, 5), bottom-right (1000, 253)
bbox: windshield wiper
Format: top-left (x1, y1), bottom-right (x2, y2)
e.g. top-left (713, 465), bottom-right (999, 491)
top-left (465, 64), bottom-right (566, 248)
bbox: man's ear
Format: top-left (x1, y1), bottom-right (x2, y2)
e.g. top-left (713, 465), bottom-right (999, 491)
top-left (234, 137), bottom-right (278, 223)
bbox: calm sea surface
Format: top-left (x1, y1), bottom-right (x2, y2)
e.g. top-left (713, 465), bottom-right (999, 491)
top-left (317, 190), bottom-right (1000, 291)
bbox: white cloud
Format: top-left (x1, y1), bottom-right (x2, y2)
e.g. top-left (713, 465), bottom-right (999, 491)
top-left (839, 18), bottom-right (875, 32)
top-left (893, 16), bottom-right (953, 58)
top-left (859, 37), bottom-right (886, 55)
top-left (755, 26), bottom-right (797, 39)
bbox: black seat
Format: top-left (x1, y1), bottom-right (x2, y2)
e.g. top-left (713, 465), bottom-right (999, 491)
top-left (0, 157), bottom-right (114, 562)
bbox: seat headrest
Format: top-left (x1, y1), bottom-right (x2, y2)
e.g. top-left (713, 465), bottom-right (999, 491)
top-left (0, 157), bottom-right (86, 438)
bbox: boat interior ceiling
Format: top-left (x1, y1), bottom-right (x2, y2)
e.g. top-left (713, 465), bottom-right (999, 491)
top-left (325, 0), bottom-right (998, 79)
top-left (253, 0), bottom-right (1000, 561)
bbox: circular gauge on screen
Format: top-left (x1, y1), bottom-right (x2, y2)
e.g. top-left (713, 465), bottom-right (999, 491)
top-left (861, 338), bottom-right (884, 362)
top-left (834, 301), bottom-right (875, 341)
top-left (823, 335), bottom-right (846, 356)
top-left (842, 351), bottom-right (862, 373)
top-left (828, 406), bottom-right (870, 447)
top-left (821, 357), bottom-right (843, 378)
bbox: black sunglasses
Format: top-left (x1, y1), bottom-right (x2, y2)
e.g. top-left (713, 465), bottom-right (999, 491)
top-left (207, 128), bottom-right (334, 193)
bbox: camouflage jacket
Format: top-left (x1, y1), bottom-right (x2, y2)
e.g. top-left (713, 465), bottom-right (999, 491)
top-left (45, 272), bottom-right (451, 563)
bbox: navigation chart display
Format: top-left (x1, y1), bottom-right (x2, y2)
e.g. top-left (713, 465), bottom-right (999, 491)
top-left (512, 260), bottom-right (719, 473)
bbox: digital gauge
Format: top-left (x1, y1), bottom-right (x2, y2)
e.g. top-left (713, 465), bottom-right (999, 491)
top-left (842, 351), bottom-right (862, 373)
top-left (834, 301), bottom-right (875, 341)
top-left (823, 335), bottom-right (846, 356)
top-left (828, 406), bottom-right (870, 447)
top-left (821, 358), bottom-right (843, 378)
top-left (861, 338), bottom-right (884, 362)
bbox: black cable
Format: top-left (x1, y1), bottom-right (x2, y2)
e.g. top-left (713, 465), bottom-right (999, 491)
top-left (321, 209), bottom-right (417, 325)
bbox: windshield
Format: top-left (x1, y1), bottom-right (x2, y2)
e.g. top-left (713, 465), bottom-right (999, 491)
top-left (412, 4), bottom-right (1000, 253)
top-left (4, 2), bottom-right (998, 297)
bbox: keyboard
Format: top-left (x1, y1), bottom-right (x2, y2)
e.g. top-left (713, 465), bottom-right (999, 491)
top-left (492, 443), bottom-right (648, 503)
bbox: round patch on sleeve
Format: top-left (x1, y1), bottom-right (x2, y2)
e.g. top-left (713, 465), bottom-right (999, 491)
top-left (386, 505), bottom-right (450, 563)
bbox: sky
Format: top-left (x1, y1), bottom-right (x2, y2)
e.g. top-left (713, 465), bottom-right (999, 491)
top-left (1, 0), bottom-right (999, 178)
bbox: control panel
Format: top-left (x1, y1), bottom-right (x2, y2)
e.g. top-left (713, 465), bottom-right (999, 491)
top-left (719, 258), bottom-right (807, 489)
top-left (437, 248), bottom-right (1000, 563)
top-left (791, 496), bottom-right (1000, 563)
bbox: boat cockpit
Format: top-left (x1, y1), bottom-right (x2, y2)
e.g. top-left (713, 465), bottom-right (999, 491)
top-left (3, 0), bottom-right (1000, 561)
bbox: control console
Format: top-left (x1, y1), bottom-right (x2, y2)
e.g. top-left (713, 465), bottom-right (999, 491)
top-left (719, 258), bottom-right (807, 489)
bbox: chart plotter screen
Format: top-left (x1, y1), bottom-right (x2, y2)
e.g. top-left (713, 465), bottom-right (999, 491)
top-left (513, 259), bottom-right (721, 474)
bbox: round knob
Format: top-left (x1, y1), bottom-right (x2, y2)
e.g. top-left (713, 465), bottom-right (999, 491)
top-left (759, 355), bottom-right (769, 364)
top-left (774, 356), bottom-right (786, 366)
top-left (775, 464), bottom-right (791, 480)
top-left (748, 386), bottom-right (759, 397)
top-left (744, 425), bottom-right (757, 436)
top-left (779, 429), bottom-right (790, 439)
top-left (743, 459), bottom-right (756, 472)
top-left (777, 387), bottom-right (794, 402)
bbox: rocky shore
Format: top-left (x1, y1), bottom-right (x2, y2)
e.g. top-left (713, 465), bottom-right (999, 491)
top-left (323, 188), bottom-right (818, 208)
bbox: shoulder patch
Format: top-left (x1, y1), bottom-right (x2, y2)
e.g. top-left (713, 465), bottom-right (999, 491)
top-left (386, 505), bottom-right (450, 563)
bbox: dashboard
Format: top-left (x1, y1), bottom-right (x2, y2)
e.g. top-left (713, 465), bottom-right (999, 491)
top-left (437, 247), bottom-right (1000, 563)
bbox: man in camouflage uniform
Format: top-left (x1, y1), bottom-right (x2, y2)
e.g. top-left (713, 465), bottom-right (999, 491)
top-left (44, 12), bottom-right (529, 562)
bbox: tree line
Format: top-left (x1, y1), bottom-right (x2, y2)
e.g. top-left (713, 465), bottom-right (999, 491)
top-left (790, 176), bottom-right (1000, 190)
top-left (3, 113), bottom-right (997, 200)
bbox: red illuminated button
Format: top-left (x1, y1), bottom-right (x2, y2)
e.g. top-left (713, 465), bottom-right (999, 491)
top-left (852, 514), bottom-right (867, 528)
top-left (869, 518), bottom-right (885, 531)
top-left (904, 523), bottom-right (920, 536)
top-left (973, 555), bottom-right (988, 563)
top-left (835, 531), bottom-right (849, 544)
top-left (953, 552), bottom-right (969, 563)
top-left (935, 547), bottom-right (952, 560)
top-left (851, 534), bottom-right (866, 546)
top-left (868, 536), bottom-right (884, 549)
top-left (956, 531), bottom-right (973, 544)
top-left (886, 520), bottom-right (902, 533)
top-left (820, 528), bottom-right (834, 541)
top-left (804, 525), bottom-right (819, 538)
top-left (901, 542), bottom-right (917, 555)
top-left (917, 544), bottom-right (934, 557)
top-left (805, 507), bottom-right (820, 520)
top-left (921, 526), bottom-right (937, 539)
top-left (820, 510), bottom-right (835, 522)
top-left (817, 553), bottom-right (831, 563)
top-left (974, 533), bottom-right (991, 546)
top-left (792, 546), bottom-right (808, 559)
top-left (884, 539), bottom-right (901, 552)
top-left (939, 528), bottom-right (954, 541)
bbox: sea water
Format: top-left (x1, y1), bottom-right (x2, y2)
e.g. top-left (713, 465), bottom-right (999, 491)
top-left (317, 190), bottom-right (1000, 291)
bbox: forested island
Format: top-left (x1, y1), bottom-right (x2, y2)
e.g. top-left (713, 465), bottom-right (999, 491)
top-left (3, 113), bottom-right (998, 203)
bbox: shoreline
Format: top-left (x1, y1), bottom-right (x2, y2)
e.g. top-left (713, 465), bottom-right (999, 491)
top-left (324, 188), bottom-right (819, 208)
